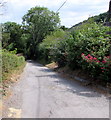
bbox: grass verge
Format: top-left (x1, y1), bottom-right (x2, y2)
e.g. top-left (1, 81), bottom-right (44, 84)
top-left (0, 62), bottom-right (26, 97)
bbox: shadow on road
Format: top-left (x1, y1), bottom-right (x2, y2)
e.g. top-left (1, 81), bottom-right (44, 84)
top-left (29, 60), bottom-right (102, 98)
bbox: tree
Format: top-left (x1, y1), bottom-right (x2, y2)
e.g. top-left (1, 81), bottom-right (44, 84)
top-left (60, 25), bottom-right (68, 31)
top-left (2, 22), bottom-right (23, 52)
top-left (22, 6), bottom-right (60, 59)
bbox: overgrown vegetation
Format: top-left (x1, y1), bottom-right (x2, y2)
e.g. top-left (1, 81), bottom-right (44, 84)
top-left (39, 19), bottom-right (111, 81)
top-left (2, 6), bottom-right (60, 59)
top-left (1, 6), bottom-right (60, 82)
top-left (1, 5), bottom-right (111, 83)
top-left (39, 29), bottom-right (66, 63)
top-left (2, 50), bottom-right (25, 81)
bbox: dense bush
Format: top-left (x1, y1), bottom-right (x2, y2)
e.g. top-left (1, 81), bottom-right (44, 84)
top-left (2, 49), bottom-right (25, 81)
top-left (39, 30), bottom-right (67, 64)
top-left (81, 54), bottom-right (111, 81)
top-left (70, 22), bottom-right (110, 80)
top-left (39, 21), bottom-right (111, 81)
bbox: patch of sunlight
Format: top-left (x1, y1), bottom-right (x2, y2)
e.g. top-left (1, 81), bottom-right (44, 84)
top-left (8, 108), bottom-right (21, 118)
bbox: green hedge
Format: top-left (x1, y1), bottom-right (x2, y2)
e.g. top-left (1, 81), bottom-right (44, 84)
top-left (1, 50), bottom-right (25, 81)
top-left (39, 21), bottom-right (111, 81)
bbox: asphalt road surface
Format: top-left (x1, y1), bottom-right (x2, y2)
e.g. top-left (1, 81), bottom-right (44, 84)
top-left (3, 61), bottom-right (109, 118)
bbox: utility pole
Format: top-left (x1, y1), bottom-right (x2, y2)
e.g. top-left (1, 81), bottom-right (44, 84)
top-left (108, 0), bottom-right (111, 60)
top-left (108, 0), bottom-right (111, 21)
top-left (104, 0), bottom-right (111, 60)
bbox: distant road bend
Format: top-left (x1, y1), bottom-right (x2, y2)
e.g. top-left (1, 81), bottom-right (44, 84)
top-left (3, 61), bottom-right (109, 118)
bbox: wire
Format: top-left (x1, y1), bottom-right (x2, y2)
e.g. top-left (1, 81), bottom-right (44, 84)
top-left (56, 0), bottom-right (67, 13)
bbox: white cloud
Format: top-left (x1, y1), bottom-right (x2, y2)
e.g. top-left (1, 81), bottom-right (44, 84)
top-left (0, 0), bottom-right (109, 27)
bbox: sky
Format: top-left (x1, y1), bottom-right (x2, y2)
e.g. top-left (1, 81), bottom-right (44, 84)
top-left (0, 0), bottom-right (110, 28)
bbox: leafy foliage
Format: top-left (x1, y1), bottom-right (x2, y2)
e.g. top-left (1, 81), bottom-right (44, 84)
top-left (2, 22), bottom-right (25, 53)
top-left (22, 6), bottom-right (60, 59)
top-left (70, 12), bottom-right (107, 30)
top-left (39, 21), bottom-right (111, 81)
top-left (39, 29), bottom-right (66, 63)
top-left (1, 7), bottom-right (111, 82)
top-left (2, 49), bottom-right (25, 81)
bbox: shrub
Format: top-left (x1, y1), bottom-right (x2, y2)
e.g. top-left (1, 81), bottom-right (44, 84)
top-left (81, 53), bottom-right (111, 80)
top-left (2, 49), bottom-right (25, 81)
top-left (67, 22), bottom-right (110, 80)
top-left (39, 21), bottom-right (111, 81)
top-left (39, 29), bottom-right (67, 64)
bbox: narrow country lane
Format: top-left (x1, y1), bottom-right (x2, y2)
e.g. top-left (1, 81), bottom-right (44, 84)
top-left (3, 61), bottom-right (109, 118)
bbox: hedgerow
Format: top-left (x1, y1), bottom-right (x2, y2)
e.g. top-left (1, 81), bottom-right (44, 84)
top-left (39, 21), bottom-right (111, 81)
top-left (2, 49), bottom-right (25, 81)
